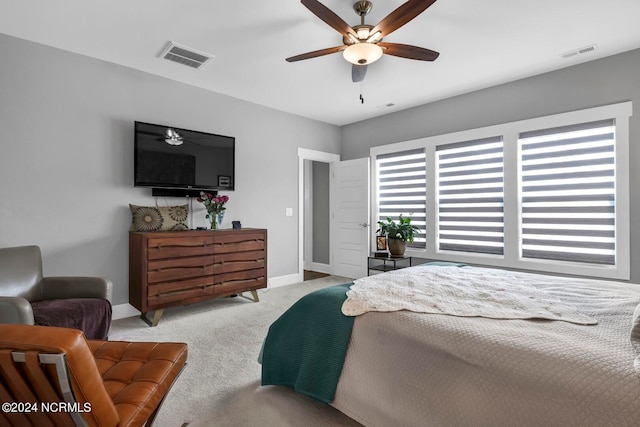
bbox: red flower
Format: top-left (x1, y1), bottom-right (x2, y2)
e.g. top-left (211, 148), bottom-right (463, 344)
top-left (198, 191), bottom-right (229, 215)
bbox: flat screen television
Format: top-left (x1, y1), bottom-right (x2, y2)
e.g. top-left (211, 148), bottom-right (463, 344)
top-left (134, 121), bottom-right (235, 193)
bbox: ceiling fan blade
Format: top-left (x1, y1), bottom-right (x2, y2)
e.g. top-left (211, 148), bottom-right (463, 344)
top-left (300, 0), bottom-right (358, 38)
top-left (378, 42), bottom-right (439, 61)
top-left (371, 0), bottom-right (437, 37)
top-left (352, 64), bottom-right (367, 82)
top-left (286, 45), bottom-right (348, 62)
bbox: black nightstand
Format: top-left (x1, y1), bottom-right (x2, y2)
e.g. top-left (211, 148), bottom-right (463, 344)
top-left (367, 254), bottom-right (413, 275)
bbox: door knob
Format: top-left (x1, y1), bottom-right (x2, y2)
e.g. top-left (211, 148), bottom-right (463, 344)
top-left (359, 223), bottom-right (369, 228)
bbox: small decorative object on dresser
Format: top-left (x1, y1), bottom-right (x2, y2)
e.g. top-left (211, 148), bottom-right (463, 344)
top-left (129, 228), bottom-right (267, 326)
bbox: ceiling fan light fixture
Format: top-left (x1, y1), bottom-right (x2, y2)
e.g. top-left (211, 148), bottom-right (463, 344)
top-left (347, 33), bottom-right (360, 44)
top-left (164, 128), bottom-right (184, 146)
top-left (367, 31), bottom-right (382, 43)
top-left (343, 42), bottom-right (383, 65)
top-left (356, 27), bottom-right (370, 39)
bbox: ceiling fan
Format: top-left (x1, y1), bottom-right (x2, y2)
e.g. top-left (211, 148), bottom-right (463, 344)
top-left (286, 0), bottom-right (440, 83)
top-left (163, 128), bottom-right (184, 146)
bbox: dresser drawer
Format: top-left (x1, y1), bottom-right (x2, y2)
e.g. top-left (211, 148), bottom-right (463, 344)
top-left (147, 255), bottom-right (214, 283)
top-left (147, 275), bottom-right (215, 308)
top-left (147, 236), bottom-right (214, 260)
top-left (214, 258), bottom-right (265, 275)
top-left (214, 269), bottom-right (266, 288)
top-left (147, 276), bottom-right (214, 297)
top-left (213, 250), bottom-right (265, 263)
top-left (212, 233), bottom-right (265, 254)
top-left (212, 231), bottom-right (265, 245)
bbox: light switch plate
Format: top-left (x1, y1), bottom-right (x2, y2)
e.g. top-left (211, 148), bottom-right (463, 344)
top-left (285, 208), bottom-right (293, 217)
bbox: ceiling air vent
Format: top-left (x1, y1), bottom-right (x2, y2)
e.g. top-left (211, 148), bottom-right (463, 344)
top-left (159, 42), bottom-right (214, 69)
top-left (561, 44), bottom-right (597, 59)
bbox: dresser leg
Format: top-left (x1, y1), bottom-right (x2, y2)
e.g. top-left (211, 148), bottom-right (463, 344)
top-left (240, 290), bottom-right (260, 302)
top-left (141, 309), bottom-right (165, 327)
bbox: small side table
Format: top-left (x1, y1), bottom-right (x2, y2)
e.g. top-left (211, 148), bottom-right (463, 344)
top-left (368, 254), bottom-right (413, 275)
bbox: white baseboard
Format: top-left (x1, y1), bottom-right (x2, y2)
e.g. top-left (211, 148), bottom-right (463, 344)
top-left (268, 273), bottom-right (303, 288)
top-left (112, 303), bottom-right (140, 320)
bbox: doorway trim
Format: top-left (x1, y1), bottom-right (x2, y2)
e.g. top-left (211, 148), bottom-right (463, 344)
top-left (298, 148), bottom-right (340, 282)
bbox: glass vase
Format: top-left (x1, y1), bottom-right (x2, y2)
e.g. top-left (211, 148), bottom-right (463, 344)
top-left (217, 211), bottom-right (225, 227)
top-left (207, 212), bottom-right (218, 230)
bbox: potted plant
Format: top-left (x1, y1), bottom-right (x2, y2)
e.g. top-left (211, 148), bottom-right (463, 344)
top-left (376, 215), bottom-right (420, 257)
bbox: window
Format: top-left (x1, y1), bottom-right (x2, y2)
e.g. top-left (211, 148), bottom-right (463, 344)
top-left (436, 136), bottom-right (504, 255)
top-left (375, 149), bottom-right (427, 248)
top-left (519, 120), bottom-right (616, 265)
top-left (370, 102), bottom-right (631, 279)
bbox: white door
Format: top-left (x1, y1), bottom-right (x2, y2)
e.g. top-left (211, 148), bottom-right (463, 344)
top-left (332, 158), bottom-right (370, 279)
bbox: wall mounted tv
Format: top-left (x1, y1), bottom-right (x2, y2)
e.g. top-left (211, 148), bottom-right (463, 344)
top-left (134, 121), bottom-right (235, 196)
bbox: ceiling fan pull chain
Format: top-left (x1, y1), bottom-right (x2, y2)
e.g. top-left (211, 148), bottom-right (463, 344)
top-left (360, 80), bottom-right (365, 104)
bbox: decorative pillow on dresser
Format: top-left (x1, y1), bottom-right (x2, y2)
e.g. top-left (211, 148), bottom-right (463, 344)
top-left (129, 204), bottom-right (189, 232)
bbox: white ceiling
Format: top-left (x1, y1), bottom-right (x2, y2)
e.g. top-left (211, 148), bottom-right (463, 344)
top-left (1, 0), bottom-right (640, 126)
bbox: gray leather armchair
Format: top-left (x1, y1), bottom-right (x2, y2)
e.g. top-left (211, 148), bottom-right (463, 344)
top-left (0, 245), bottom-right (113, 339)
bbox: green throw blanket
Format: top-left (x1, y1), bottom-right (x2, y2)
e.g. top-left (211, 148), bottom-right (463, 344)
top-left (260, 262), bottom-right (465, 403)
top-left (260, 283), bottom-right (354, 403)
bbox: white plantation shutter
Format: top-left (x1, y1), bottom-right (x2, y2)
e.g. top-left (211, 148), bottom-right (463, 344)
top-left (436, 137), bottom-right (504, 255)
top-left (519, 119), bottom-right (616, 265)
top-left (376, 149), bottom-right (426, 248)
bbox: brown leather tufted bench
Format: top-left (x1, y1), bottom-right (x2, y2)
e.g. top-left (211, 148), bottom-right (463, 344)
top-left (0, 324), bottom-right (187, 427)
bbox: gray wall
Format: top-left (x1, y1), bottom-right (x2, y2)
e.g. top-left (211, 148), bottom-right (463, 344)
top-left (0, 33), bottom-right (340, 305)
top-left (312, 161), bottom-right (330, 264)
top-left (341, 48), bottom-right (640, 282)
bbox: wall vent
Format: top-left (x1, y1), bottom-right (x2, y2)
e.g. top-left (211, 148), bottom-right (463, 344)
top-left (561, 44), bottom-right (597, 59)
top-left (159, 42), bottom-right (214, 69)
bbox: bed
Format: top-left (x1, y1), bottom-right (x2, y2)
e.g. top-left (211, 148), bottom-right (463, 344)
top-left (261, 264), bottom-right (640, 426)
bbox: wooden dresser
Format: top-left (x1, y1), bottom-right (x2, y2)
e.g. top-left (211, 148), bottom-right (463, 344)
top-left (129, 228), bottom-right (267, 326)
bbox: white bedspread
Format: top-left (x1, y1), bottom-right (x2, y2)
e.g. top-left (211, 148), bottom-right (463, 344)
top-left (332, 265), bottom-right (640, 426)
top-left (342, 266), bottom-right (597, 325)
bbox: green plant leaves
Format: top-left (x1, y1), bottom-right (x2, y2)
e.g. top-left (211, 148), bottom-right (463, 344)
top-left (375, 214), bottom-right (419, 243)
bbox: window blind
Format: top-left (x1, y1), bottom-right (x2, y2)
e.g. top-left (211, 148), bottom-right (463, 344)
top-left (519, 119), bottom-right (616, 265)
top-left (376, 149), bottom-right (426, 248)
top-left (436, 137), bottom-right (504, 255)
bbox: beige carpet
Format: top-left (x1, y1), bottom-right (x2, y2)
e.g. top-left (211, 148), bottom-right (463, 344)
top-left (109, 276), bottom-right (363, 427)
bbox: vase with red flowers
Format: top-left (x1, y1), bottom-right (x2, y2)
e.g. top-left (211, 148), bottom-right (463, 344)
top-left (197, 192), bottom-right (229, 230)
